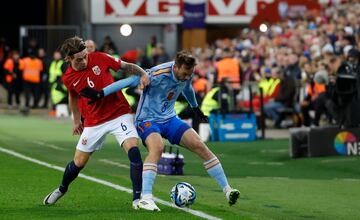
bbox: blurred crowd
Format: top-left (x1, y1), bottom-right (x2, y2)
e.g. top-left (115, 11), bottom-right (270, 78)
top-left (1, 2), bottom-right (360, 128)
top-left (189, 2), bottom-right (360, 128)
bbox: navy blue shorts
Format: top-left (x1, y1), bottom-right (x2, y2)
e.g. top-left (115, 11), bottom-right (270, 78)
top-left (136, 116), bottom-right (191, 145)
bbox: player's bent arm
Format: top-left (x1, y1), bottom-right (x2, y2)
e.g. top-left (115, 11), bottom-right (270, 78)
top-left (120, 61), bottom-right (148, 76)
top-left (182, 80), bottom-right (209, 123)
top-left (120, 61), bottom-right (149, 89)
top-left (103, 75), bottom-right (140, 96)
top-left (182, 80), bottom-right (198, 108)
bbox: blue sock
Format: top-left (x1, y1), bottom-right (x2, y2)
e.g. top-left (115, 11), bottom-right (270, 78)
top-left (142, 163), bottom-right (157, 196)
top-left (59, 161), bottom-right (83, 193)
top-left (204, 157), bottom-right (229, 190)
top-left (127, 147), bottom-right (143, 201)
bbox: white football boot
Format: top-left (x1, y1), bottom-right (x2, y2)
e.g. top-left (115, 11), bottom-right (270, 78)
top-left (43, 188), bottom-right (65, 205)
top-left (138, 194), bottom-right (161, 211)
top-left (132, 199), bottom-right (140, 210)
top-left (225, 187), bottom-right (240, 206)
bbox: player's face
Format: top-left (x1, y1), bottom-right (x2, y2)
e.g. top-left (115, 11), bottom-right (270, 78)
top-left (174, 64), bottom-right (194, 81)
top-left (70, 49), bottom-right (88, 71)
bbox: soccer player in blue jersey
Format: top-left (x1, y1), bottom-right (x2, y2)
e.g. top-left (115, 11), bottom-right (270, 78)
top-left (80, 50), bottom-right (240, 211)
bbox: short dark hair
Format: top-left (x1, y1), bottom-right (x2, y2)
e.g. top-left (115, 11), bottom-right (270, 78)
top-left (60, 36), bottom-right (86, 58)
top-left (175, 50), bottom-right (196, 68)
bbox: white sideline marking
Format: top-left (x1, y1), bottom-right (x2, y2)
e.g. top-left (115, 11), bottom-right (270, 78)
top-left (31, 140), bottom-right (65, 151)
top-left (248, 161), bottom-right (284, 166)
top-left (260, 149), bottom-right (287, 153)
top-left (98, 159), bottom-right (130, 169)
top-left (0, 147), bottom-right (221, 220)
top-left (321, 158), bottom-right (357, 163)
top-left (334, 178), bottom-right (360, 182)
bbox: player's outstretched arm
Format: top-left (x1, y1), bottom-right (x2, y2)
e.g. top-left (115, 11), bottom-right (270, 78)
top-left (103, 75), bottom-right (140, 96)
top-left (80, 75), bottom-right (140, 103)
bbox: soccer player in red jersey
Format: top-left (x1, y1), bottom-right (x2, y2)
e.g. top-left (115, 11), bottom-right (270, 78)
top-left (43, 36), bottom-right (149, 209)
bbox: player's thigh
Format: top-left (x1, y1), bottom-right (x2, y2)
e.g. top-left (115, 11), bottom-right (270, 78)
top-left (179, 128), bottom-right (214, 161)
top-left (110, 114), bottom-right (139, 152)
top-left (145, 132), bottom-right (165, 156)
top-left (76, 124), bottom-right (108, 154)
top-left (164, 116), bottom-right (192, 145)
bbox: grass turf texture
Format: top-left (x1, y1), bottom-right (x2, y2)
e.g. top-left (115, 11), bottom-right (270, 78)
top-left (0, 115), bottom-right (360, 220)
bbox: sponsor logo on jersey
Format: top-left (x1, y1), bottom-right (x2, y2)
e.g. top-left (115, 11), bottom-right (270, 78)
top-left (92, 65), bottom-right (101, 75)
top-left (72, 79), bottom-right (80, 87)
top-left (82, 138), bottom-right (88, 145)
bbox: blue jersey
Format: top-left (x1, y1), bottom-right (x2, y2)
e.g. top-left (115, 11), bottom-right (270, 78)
top-left (135, 61), bottom-right (198, 123)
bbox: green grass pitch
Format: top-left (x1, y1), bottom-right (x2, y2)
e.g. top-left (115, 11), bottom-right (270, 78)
top-left (0, 115), bottom-right (360, 220)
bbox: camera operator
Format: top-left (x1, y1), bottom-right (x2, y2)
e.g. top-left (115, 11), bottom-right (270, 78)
top-left (327, 48), bottom-right (360, 128)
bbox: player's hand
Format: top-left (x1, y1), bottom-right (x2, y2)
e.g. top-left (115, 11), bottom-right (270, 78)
top-left (72, 121), bottom-right (83, 135)
top-left (80, 87), bottom-right (104, 104)
top-left (139, 74), bottom-right (150, 90)
top-left (192, 107), bottom-right (209, 123)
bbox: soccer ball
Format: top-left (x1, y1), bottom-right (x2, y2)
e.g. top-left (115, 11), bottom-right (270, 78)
top-left (170, 182), bottom-right (196, 207)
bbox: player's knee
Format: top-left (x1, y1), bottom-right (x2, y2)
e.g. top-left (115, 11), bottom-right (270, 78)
top-left (74, 153), bottom-right (91, 167)
top-left (74, 158), bottom-right (87, 167)
top-left (122, 137), bottom-right (138, 151)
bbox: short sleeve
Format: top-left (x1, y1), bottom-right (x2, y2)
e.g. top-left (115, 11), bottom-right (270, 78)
top-left (100, 52), bottom-right (121, 71)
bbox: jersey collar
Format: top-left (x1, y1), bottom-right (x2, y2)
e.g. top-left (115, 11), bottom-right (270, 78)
top-left (171, 62), bottom-right (179, 82)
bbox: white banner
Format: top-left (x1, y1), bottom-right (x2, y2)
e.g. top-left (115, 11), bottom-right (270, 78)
top-left (91, 0), bottom-right (183, 24)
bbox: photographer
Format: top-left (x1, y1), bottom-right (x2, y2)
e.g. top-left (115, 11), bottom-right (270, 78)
top-left (327, 48), bottom-right (360, 128)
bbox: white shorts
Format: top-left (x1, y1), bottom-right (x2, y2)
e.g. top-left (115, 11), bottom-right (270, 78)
top-left (76, 114), bottom-right (139, 152)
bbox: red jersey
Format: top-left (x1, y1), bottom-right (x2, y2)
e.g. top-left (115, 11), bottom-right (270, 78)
top-left (62, 52), bottom-right (131, 127)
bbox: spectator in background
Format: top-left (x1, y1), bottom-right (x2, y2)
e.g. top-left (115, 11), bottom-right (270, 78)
top-left (264, 71), bottom-right (296, 128)
top-left (121, 47), bottom-right (151, 69)
top-left (25, 38), bottom-right (39, 57)
top-left (284, 53), bottom-right (301, 80)
top-left (215, 48), bottom-right (241, 88)
top-left (49, 50), bottom-right (64, 111)
top-left (85, 40), bottom-right (97, 53)
top-left (239, 56), bottom-right (254, 84)
top-left (192, 71), bottom-right (210, 99)
top-left (153, 44), bottom-right (170, 65)
top-left (0, 37), bottom-right (11, 87)
top-left (22, 51), bottom-right (43, 109)
top-left (3, 50), bottom-right (23, 108)
top-left (145, 35), bottom-right (157, 62)
top-left (50, 73), bottom-right (68, 115)
top-left (100, 35), bottom-right (118, 55)
top-left (300, 70), bottom-right (327, 126)
top-left (38, 48), bottom-right (51, 108)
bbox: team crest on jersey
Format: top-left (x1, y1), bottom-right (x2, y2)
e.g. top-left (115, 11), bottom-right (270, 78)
top-left (144, 122), bottom-right (152, 127)
top-left (92, 65), bottom-right (101, 75)
top-left (167, 91), bottom-right (175, 100)
top-left (82, 138), bottom-right (88, 145)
